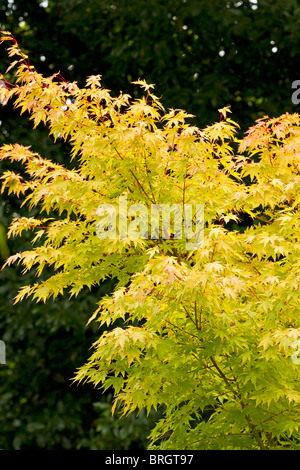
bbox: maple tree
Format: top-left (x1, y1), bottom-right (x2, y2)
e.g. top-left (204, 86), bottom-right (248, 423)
top-left (1, 31), bottom-right (300, 450)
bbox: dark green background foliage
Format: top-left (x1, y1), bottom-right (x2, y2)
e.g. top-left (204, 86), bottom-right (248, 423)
top-left (0, 0), bottom-right (299, 449)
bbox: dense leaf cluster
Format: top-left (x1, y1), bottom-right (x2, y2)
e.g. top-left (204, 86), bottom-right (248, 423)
top-left (1, 31), bottom-right (300, 450)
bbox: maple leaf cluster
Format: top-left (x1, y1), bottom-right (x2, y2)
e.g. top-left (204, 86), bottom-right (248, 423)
top-left (1, 31), bottom-right (300, 450)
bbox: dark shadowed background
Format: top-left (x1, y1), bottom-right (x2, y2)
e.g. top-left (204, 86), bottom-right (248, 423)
top-left (0, 0), bottom-right (299, 449)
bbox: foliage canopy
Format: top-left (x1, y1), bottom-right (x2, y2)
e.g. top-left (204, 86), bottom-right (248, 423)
top-left (1, 31), bottom-right (300, 450)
